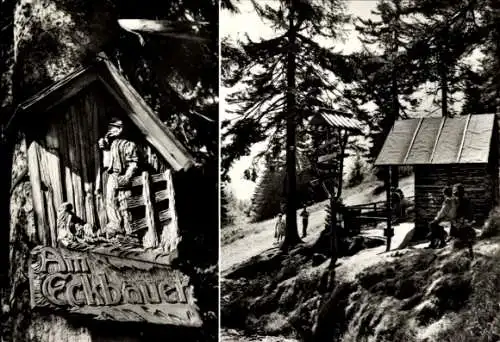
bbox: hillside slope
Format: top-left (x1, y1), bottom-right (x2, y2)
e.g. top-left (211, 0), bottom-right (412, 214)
top-left (222, 175), bottom-right (414, 273)
top-left (221, 175), bottom-right (500, 342)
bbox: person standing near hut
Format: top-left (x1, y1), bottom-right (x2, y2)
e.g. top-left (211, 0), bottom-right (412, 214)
top-left (98, 118), bottom-right (140, 239)
top-left (391, 187), bottom-right (402, 218)
top-left (300, 205), bottom-right (310, 238)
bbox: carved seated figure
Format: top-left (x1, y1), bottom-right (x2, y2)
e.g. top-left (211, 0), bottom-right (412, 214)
top-left (57, 203), bottom-right (95, 247)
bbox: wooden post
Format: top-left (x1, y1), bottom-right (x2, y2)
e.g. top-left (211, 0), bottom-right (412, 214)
top-left (329, 194), bottom-right (338, 268)
top-left (142, 171), bottom-right (158, 249)
top-left (390, 165), bottom-right (399, 188)
top-left (27, 141), bottom-right (48, 245)
top-left (385, 166), bottom-right (393, 251)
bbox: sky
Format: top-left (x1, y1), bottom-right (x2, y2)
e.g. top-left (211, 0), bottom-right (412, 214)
top-left (220, 0), bottom-right (478, 201)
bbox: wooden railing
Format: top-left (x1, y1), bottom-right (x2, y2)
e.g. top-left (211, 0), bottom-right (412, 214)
top-left (345, 196), bottom-right (415, 225)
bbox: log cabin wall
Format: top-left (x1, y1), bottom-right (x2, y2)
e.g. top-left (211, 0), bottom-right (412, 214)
top-left (26, 81), bottom-right (169, 246)
top-left (414, 163), bottom-right (496, 232)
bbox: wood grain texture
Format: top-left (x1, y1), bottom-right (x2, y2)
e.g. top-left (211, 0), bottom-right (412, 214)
top-left (28, 246), bottom-right (202, 327)
top-left (27, 141), bottom-right (48, 245)
top-left (97, 60), bottom-right (194, 171)
top-left (142, 171), bottom-right (158, 249)
top-left (160, 169), bottom-right (180, 253)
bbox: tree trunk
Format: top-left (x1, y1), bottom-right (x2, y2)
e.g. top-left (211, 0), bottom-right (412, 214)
top-left (439, 34), bottom-right (449, 117)
top-left (282, 2), bottom-right (300, 250)
top-left (6, 1), bottom-right (117, 341)
top-left (390, 29), bottom-right (399, 188)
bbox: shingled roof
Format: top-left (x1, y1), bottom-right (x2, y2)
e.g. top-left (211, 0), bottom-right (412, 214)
top-left (8, 55), bottom-right (194, 171)
top-left (375, 114), bottom-right (496, 166)
top-left (309, 111), bottom-right (363, 132)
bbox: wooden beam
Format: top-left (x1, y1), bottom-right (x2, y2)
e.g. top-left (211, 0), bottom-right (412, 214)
top-left (27, 141), bottom-right (48, 245)
top-left (429, 116), bottom-right (447, 163)
top-left (142, 171), bottom-right (158, 248)
top-left (403, 117), bottom-right (424, 164)
top-left (97, 59), bottom-right (195, 171)
top-left (456, 114), bottom-right (472, 163)
top-left (117, 19), bottom-right (209, 42)
top-left (7, 67), bottom-right (98, 137)
top-left (385, 166), bottom-right (393, 252)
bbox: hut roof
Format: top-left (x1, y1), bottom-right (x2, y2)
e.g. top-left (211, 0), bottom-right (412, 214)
top-left (7, 55), bottom-right (194, 171)
top-left (309, 112), bottom-right (363, 132)
top-left (375, 114), bottom-right (496, 166)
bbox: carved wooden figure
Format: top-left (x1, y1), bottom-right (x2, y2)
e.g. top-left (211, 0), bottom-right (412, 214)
top-left (9, 57), bottom-right (200, 327)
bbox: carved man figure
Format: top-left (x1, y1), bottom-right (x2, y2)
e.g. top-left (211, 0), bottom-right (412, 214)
top-left (99, 118), bottom-right (140, 238)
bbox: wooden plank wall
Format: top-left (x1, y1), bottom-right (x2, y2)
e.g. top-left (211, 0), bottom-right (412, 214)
top-left (414, 164), bottom-right (496, 232)
top-left (26, 83), bottom-right (168, 246)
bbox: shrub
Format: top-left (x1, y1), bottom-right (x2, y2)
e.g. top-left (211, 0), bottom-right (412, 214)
top-left (347, 154), bottom-right (366, 188)
top-left (480, 206), bottom-right (500, 238)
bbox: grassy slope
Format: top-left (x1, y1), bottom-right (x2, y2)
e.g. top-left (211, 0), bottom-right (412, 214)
top-left (335, 238), bottom-right (500, 342)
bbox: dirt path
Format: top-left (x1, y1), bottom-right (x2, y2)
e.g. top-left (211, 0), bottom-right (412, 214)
top-left (222, 176), bottom-right (415, 274)
top-left (221, 202), bottom-right (327, 273)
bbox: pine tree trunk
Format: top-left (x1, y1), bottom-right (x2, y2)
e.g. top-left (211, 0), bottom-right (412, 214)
top-left (391, 71), bottom-right (399, 187)
top-left (390, 30), bottom-right (399, 188)
top-left (6, 1), bottom-right (117, 341)
top-left (439, 35), bottom-right (449, 117)
top-left (283, 2), bottom-right (300, 250)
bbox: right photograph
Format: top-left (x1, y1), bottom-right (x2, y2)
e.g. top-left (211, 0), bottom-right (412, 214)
top-left (221, 0), bottom-right (500, 341)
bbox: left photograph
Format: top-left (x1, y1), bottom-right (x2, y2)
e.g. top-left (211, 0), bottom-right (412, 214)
top-left (0, 1), bottom-right (218, 341)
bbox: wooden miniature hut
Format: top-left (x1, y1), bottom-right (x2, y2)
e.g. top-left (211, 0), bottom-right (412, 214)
top-left (8, 57), bottom-right (194, 252)
top-left (5, 57), bottom-right (204, 329)
top-left (375, 114), bottom-right (499, 234)
top-left (309, 110), bottom-right (363, 198)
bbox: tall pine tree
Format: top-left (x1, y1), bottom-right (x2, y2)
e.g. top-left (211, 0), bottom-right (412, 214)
top-left (352, 0), bottom-right (423, 160)
top-left (222, 0), bottom-right (355, 250)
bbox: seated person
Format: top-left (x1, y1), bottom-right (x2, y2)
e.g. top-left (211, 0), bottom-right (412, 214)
top-left (453, 183), bottom-right (475, 258)
top-left (427, 186), bottom-right (456, 248)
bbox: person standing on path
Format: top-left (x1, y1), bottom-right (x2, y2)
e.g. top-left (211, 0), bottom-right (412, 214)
top-left (300, 205), bottom-right (309, 238)
top-left (275, 213), bottom-right (285, 244)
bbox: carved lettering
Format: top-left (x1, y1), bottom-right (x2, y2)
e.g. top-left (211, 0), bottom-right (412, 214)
top-left (122, 282), bottom-right (144, 304)
top-left (66, 275), bottom-right (85, 306)
top-left (36, 247), bottom-right (68, 273)
top-left (64, 257), bottom-right (90, 273)
top-left (139, 282), bottom-right (161, 304)
top-left (29, 246), bottom-right (202, 326)
top-left (42, 273), bottom-right (70, 306)
top-left (98, 274), bottom-right (121, 305)
top-left (81, 274), bottom-right (105, 306)
top-left (158, 281), bottom-right (181, 303)
top-left (175, 277), bottom-right (187, 303)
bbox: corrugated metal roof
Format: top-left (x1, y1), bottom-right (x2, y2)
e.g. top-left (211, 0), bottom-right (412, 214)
top-left (375, 114), bottom-right (496, 166)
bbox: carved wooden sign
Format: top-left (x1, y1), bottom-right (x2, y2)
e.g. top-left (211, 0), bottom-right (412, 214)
top-left (15, 59), bottom-right (203, 327)
top-left (29, 246), bottom-right (203, 327)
